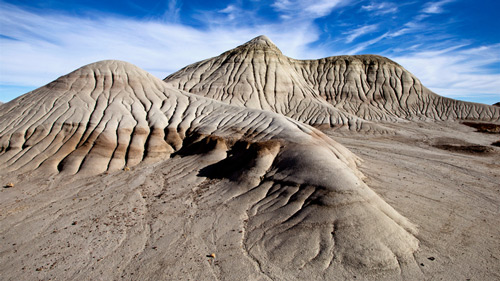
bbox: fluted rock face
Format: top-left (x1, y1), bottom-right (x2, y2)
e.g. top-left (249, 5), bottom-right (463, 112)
top-left (166, 36), bottom-right (500, 123)
top-left (165, 36), bottom-right (372, 130)
top-left (293, 55), bottom-right (500, 121)
top-left (0, 60), bottom-right (357, 175)
top-left (5, 36), bottom-right (499, 280)
top-left (0, 60), bottom-right (419, 277)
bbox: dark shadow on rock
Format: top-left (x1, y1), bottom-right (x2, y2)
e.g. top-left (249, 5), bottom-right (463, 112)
top-left (462, 122), bottom-right (500, 134)
top-left (198, 141), bottom-right (260, 181)
top-left (198, 140), bottom-right (280, 181)
top-left (172, 133), bottom-right (227, 157)
top-left (434, 144), bottom-right (493, 154)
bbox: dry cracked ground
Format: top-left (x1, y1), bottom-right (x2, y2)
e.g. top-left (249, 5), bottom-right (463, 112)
top-left (0, 36), bottom-right (499, 280)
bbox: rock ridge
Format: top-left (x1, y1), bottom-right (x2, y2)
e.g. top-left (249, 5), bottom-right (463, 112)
top-left (165, 35), bottom-right (500, 124)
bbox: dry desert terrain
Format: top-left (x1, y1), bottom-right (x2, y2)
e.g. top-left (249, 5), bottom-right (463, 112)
top-left (1, 36), bottom-right (499, 280)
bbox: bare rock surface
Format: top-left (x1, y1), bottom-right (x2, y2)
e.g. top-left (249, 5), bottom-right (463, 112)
top-left (165, 36), bottom-right (380, 131)
top-left (293, 55), bottom-right (500, 121)
top-left (329, 122), bottom-right (500, 281)
top-left (1, 36), bottom-right (499, 280)
top-left (0, 60), bottom-right (419, 280)
top-left (165, 36), bottom-right (500, 125)
top-left (0, 60), bottom-right (358, 176)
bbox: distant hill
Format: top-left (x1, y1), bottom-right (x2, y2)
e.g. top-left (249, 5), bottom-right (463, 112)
top-left (165, 36), bottom-right (500, 124)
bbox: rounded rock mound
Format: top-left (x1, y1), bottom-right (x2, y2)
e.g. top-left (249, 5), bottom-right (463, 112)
top-left (0, 59), bottom-right (419, 279)
top-left (166, 36), bottom-right (500, 124)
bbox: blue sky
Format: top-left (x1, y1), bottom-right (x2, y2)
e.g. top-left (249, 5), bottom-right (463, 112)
top-left (1, 0), bottom-right (499, 104)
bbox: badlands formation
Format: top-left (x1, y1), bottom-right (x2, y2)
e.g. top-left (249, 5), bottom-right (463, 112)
top-left (0, 36), bottom-right (499, 280)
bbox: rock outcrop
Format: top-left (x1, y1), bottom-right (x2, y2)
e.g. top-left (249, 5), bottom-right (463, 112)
top-left (0, 60), bottom-right (355, 175)
top-left (0, 60), bottom-right (418, 278)
top-left (165, 36), bottom-right (500, 124)
top-left (164, 36), bottom-right (375, 130)
top-left (293, 55), bottom-right (500, 121)
top-left (4, 35), bottom-right (497, 280)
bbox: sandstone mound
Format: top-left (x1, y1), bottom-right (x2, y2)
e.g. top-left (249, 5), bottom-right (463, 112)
top-left (165, 36), bottom-right (500, 124)
top-left (0, 60), bottom-right (354, 175)
top-left (164, 36), bottom-right (375, 131)
top-left (0, 60), bottom-right (418, 279)
top-left (293, 55), bottom-right (500, 121)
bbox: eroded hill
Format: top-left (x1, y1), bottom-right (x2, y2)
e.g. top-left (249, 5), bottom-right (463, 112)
top-left (0, 60), bottom-right (419, 280)
top-left (1, 36), bottom-right (499, 280)
top-left (165, 36), bottom-right (500, 125)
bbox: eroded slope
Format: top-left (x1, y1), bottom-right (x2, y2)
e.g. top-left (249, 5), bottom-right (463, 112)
top-left (164, 36), bottom-right (373, 131)
top-left (165, 36), bottom-right (500, 124)
top-left (292, 55), bottom-right (500, 121)
top-left (0, 60), bottom-right (418, 279)
top-left (0, 60), bottom-right (354, 175)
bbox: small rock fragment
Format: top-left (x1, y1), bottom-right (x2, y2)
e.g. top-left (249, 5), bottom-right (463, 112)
top-left (5, 182), bottom-right (14, 188)
top-left (123, 166), bottom-right (130, 171)
top-left (428, 257), bottom-right (435, 261)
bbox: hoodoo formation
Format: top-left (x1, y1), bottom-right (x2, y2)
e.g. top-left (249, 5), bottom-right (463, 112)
top-left (1, 36), bottom-right (499, 280)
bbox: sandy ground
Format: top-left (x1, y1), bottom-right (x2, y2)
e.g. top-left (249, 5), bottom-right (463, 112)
top-left (1, 121), bottom-right (499, 280)
top-left (329, 121), bottom-right (500, 280)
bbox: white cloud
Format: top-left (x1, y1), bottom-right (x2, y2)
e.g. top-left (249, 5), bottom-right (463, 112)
top-left (218, 4), bottom-right (240, 21)
top-left (422, 0), bottom-right (454, 14)
top-left (272, 0), bottom-right (350, 18)
top-left (345, 33), bottom-right (389, 54)
top-left (220, 5), bottom-right (237, 13)
top-left (387, 20), bottom-right (427, 37)
top-left (0, 3), bottom-right (326, 95)
top-left (0, 2), bottom-right (498, 105)
top-left (344, 24), bottom-right (378, 43)
top-left (361, 2), bottom-right (398, 15)
top-left (392, 44), bottom-right (500, 100)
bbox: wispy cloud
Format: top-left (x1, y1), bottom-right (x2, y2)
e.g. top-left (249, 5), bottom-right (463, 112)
top-left (361, 2), bottom-right (398, 15)
top-left (0, 1), bottom-right (498, 104)
top-left (163, 0), bottom-right (182, 22)
top-left (392, 44), bottom-right (500, 100)
top-left (344, 24), bottom-right (378, 43)
top-left (272, 0), bottom-right (350, 18)
top-left (0, 2), bottom-right (326, 97)
top-left (218, 5), bottom-right (240, 21)
top-left (422, 0), bottom-right (454, 14)
top-left (345, 33), bottom-right (389, 54)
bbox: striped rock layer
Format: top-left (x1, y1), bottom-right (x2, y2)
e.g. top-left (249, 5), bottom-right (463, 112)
top-left (165, 35), bottom-right (500, 124)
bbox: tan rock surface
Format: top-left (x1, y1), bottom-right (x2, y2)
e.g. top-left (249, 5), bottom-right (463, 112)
top-left (1, 36), bottom-right (499, 280)
top-left (165, 36), bottom-right (500, 125)
top-left (1, 60), bottom-right (419, 280)
top-left (164, 36), bottom-right (378, 131)
top-left (293, 55), bottom-right (500, 121)
top-left (329, 121), bottom-right (500, 280)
